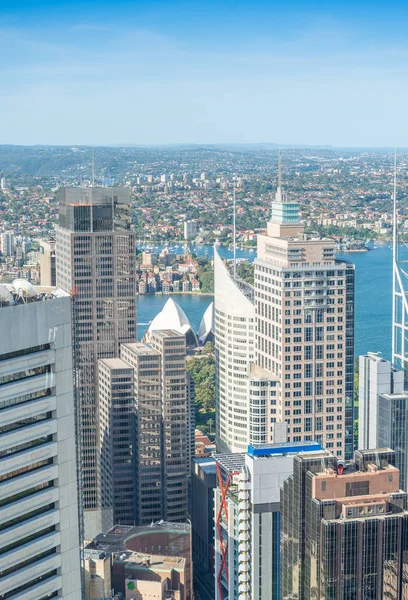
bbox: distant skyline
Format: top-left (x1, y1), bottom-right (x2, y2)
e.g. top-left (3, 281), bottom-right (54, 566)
top-left (1, 0), bottom-right (408, 147)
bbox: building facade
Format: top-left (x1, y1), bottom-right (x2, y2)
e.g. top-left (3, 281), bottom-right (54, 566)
top-left (184, 220), bottom-right (198, 240)
top-left (0, 230), bottom-right (14, 256)
top-left (214, 248), bottom-right (255, 453)
top-left (214, 440), bottom-right (322, 600)
top-left (39, 239), bottom-right (56, 286)
top-left (359, 351), bottom-right (408, 490)
top-left (214, 168), bottom-right (355, 459)
top-left (150, 330), bottom-right (189, 521)
top-left (281, 448), bottom-right (408, 600)
top-left (121, 342), bottom-right (163, 526)
top-left (56, 186), bottom-right (136, 539)
top-left (0, 290), bottom-right (81, 600)
top-left (98, 334), bottom-right (191, 526)
top-left (255, 177), bottom-right (355, 458)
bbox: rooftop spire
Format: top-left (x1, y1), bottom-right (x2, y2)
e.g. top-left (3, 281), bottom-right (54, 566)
top-left (278, 151), bottom-right (282, 189)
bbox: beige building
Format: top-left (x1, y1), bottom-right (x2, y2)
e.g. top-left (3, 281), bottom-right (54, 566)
top-left (215, 166), bottom-right (355, 458)
top-left (39, 239), bottom-right (56, 286)
top-left (254, 175), bottom-right (355, 458)
top-left (150, 330), bottom-right (189, 521)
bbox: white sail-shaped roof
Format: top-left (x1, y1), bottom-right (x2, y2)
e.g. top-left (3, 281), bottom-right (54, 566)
top-left (147, 297), bottom-right (198, 346)
top-left (198, 301), bottom-right (214, 345)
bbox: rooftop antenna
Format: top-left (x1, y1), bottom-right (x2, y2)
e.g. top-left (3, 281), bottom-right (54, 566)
top-left (233, 176), bottom-right (237, 279)
top-left (278, 150), bottom-right (282, 189)
top-left (92, 147), bottom-right (95, 187)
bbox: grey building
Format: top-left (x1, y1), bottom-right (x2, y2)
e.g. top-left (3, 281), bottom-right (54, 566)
top-left (0, 287), bottom-right (81, 600)
top-left (56, 186), bottom-right (136, 539)
top-left (98, 333), bottom-right (190, 526)
top-left (359, 352), bottom-right (408, 490)
top-left (120, 342), bottom-right (163, 525)
top-left (98, 358), bottom-right (135, 526)
top-left (280, 448), bottom-right (408, 600)
top-left (191, 457), bottom-right (217, 572)
top-left (150, 330), bottom-right (189, 522)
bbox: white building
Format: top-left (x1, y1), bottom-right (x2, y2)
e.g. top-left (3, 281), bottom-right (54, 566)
top-left (0, 231), bottom-right (14, 256)
top-left (214, 439), bottom-right (322, 600)
top-left (0, 177), bottom-right (7, 190)
top-left (0, 287), bottom-right (81, 600)
top-left (146, 297), bottom-right (198, 347)
top-left (359, 351), bottom-right (408, 490)
top-left (214, 249), bottom-right (255, 453)
top-left (184, 220), bottom-right (198, 240)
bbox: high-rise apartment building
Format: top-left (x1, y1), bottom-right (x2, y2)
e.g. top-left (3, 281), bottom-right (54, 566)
top-left (184, 220), bottom-right (198, 240)
top-left (359, 352), bottom-right (408, 490)
top-left (0, 230), bottom-right (14, 256)
top-left (0, 288), bottom-right (81, 600)
top-left (214, 440), bottom-right (322, 600)
top-left (56, 186), bottom-right (136, 539)
top-left (214, 165), bottom-right (355, 458)
top-left (281, 448), bottom-right (408, 600)
top-left (255, 173), bottom-right (355, 458)
top-left (39, 239), bottom-right (56, 286)
top-left (150, 330), bottom-right (189, 521)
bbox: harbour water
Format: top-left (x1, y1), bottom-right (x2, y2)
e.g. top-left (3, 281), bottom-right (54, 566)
top-left (137, 243), bottom-right (400, 359)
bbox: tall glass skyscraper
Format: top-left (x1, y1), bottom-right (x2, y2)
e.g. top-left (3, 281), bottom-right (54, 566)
top-left (280, 449), bottom-right (408, 599)
top-left (56, 187), bottom-right (136, 539)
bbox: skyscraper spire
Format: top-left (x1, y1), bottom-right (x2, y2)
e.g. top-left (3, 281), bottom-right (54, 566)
top-left (278, 150), bottom-right (282, 190)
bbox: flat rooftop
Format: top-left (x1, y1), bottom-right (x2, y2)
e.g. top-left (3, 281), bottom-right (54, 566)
top-left (99, 358), bottom-right (133, 370)
top-left (86, 521), bottom-right (191, 554)
top-left (122, 342), bottom-right (160, 356)
top-left (0, 283), bottom-right (69, 308)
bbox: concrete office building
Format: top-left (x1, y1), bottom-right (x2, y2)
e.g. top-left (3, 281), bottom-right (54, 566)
top-left (191, 457), bottom-right (217, 572)
top-left (0, 287), bottom-right (81, 600)
top-left (98, 358), bottom-right (135, 526)
top-left (214, 440), bottom-right (322, 600)
top-left (281, 448), bottom-right (408, 600)
top-left (56, 186), bottom-right (136, 539)
top-left (150, 330), bottom-right (189, 521)
top-left (0, 230), bottom-right (14, 256)
top-left (39, 239), bottom-right (56, 286)
top-left (85, 522), bottom-right (193, 600)
top-left (254, 166), bottom-right (355, 458)
top-left (184, 220), bottom-right (198, 240)
top-left (98, 334), bottom-right (191, 526)
top-left (359, 352), bottom-right (408, 490)
top-left (214, 248), bottom-right (255, 453)
top-left (120, 342), bottom-right (163, 526)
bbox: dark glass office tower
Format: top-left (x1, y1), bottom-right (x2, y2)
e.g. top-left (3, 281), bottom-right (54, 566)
top-left (281, 449), bottom-right (408, 600)
top-left (56, 187), bottom-right (136, 539)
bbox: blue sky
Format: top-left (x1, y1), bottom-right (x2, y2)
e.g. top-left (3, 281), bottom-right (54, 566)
top-left (1, 0), bottom-right (408, 146)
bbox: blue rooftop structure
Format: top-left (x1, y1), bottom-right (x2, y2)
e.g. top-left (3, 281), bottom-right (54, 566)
top-left (247, 440), bottom-right (321, 458)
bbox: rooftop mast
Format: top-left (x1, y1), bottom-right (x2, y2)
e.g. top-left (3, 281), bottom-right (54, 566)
top-left (233, 177), bottom-right (237, 280)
